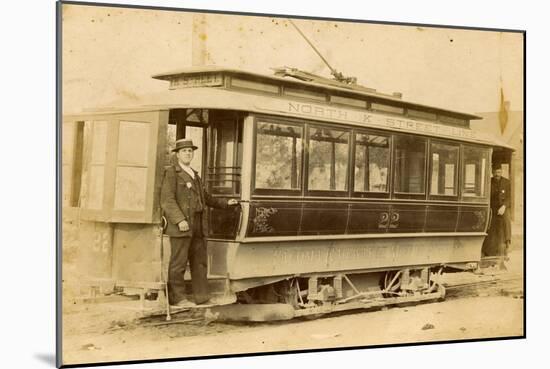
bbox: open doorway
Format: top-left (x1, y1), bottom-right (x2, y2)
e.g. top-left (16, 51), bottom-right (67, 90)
top-left (481, 146), bottom-right (514, 260)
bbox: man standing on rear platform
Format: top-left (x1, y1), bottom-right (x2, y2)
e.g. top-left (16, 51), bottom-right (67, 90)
top-left (482, 165), bottom-right (512, 269)
top-left (161, 139), bottom-right (238, 307)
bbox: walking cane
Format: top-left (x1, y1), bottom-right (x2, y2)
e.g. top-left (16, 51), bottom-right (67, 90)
top-left (160, 214), bottom-right (171, 321)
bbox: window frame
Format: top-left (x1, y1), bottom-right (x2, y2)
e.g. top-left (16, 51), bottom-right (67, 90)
top-left (459, 144), bottom-right (492, 203)
top-left (351, 129), bottom-right (392, 199)
top-left (304, 123), bottom-right (352, 198)
top-left (76, 110), bottom-right (166, 223)
top-left (391, 133), bottom-right (428, 200)
top-left (252, 117), bottom-right (305, 197)
top-left (79, 119), bottom-right (112, 220)
top-left (427, 139), bottom-right (460, 201)
top-left (207, 117), bottom-right (242, 195)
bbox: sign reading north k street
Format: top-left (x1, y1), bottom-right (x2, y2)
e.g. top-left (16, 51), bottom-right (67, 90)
top-left (258, 99), bottom-right (481, 142)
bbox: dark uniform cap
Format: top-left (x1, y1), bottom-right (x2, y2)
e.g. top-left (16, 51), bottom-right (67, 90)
top-left (172, 139), bottom-right (198, 152)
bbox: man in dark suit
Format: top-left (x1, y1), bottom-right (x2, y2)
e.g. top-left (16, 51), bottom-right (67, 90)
top-left (482, 165), bottom-right (512, 267)
top-left (161, 139), bottom-right (238, 307)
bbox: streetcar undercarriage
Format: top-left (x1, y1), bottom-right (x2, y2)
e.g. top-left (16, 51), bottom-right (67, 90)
top-left (152, 266), bottom-right (448, 322)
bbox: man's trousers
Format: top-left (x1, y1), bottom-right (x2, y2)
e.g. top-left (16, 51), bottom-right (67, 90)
top-left (167, 214), bottom-right (209, 304)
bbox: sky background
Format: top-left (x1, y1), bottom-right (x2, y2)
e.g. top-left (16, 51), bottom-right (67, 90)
top-left (62, 4), bottom-right (523, 117)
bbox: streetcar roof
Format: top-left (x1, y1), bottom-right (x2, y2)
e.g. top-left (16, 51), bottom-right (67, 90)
top-left (65, 85), bottom-right (514, 150)
top-left (151, 66), bottom-right (483, 121)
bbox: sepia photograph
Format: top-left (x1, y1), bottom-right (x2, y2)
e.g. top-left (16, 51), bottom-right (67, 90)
top-left (58, 1), bottom-right (524, 367)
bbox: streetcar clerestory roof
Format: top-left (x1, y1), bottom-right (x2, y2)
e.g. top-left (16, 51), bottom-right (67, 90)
top-left (64, 66), bottom-right (513, 150)
top-left (151, 66), bottom-right (483, 121)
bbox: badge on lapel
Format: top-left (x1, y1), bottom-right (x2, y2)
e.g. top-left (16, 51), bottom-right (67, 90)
top-left (186, 182), bottom-right (192, 189)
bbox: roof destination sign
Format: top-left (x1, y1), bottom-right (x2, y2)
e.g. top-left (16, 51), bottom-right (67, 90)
top-left (169, 73), bottom-right (224, 89)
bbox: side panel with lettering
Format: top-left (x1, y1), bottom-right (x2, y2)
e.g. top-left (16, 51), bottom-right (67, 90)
top-left (228, 236), bottom-right (484, 280)
top-left (348, 202), bottom-right (391, 234)
top-left (246, 201), bottom-right (302, 237)
top-left (387, 204), bottom-right (427, 233)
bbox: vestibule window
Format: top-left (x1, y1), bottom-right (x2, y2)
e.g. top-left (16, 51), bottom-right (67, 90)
top-left (84, 120), bottom-right (108, 210)
top-left (393, 135), bottom-right (427, 194)
top-left (429, 142), bottom-right (459, 196)
top-left (307, 127), bottom-right (350, 191)
top-left (354, 133), bottom-right (390, 193)
top-left (113, 121), bottom-right (151, 211)
top-left (462, 146), bottom-right (490, 198)
top-left (209, 119), bottom-right (242, 194)
top-left (255, 121), bottom-right (302, 190)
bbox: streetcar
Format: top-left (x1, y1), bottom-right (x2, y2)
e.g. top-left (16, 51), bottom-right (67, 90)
top-left (62, 65), bottom-right (514, 319)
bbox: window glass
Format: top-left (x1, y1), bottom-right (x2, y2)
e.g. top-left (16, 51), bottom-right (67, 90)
top-left (394, 135), bottom-right (426, 194)
top-left (439, 115), bottom-right (468, 127)
top-left (231, 78), bottom-right (279, 94)
top-left (462, 146), bottom-right (490, 197)
top-left (117, 121), bottom-right (150, 166)
top-left (63, 121), bottom-right (85, 207)
top-left (166, 123), bottom-right (204, 173)
top-left (114, 167), bottom-right (147, 211)
top-left (185, 126), bottom-right (204, 175)
top-left (408, 109), bottom-right (437, 121)
top-left (371, 103), bottom-right (404, 115)
top-left (209, 121), bottom-right (241, 194)
top-left (330, 95), bottom-right (366, 108)
top-left (430, 142), bottom-right (459, 196)
top-left (285, 87), bottom-right (326, 102)
top-left (90, 121), bottom-right (108, 165)
top-left (308, 127), bottom-right (350, 191)
top-left (354, 133), bottom-right (390, 192)
top-left (255, 122), bottom-right (302, 190)
top-left (165, 123), bottom-right (177, 166)
top-left (114, 120), bottom-right (151, 211)
top-left (85, 120), bottom-right (108, 209)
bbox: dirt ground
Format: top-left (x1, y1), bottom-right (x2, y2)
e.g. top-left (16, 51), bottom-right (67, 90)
top-left (60, 248), bottom-right (524, 366)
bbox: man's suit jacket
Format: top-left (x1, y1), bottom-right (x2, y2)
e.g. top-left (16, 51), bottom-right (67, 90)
top-left (490, 176), bottom-right (511, 211)
top-left (160, 161), bottom-right (227, 237)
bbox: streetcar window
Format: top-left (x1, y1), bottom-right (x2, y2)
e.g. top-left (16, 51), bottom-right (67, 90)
top-left (462, 146), bottom-right (490, 198)
top-left (62, 120), bottom-right (84, 207)
top-left (183, 126), bottom-right (204, 175)
top-left (371, 103), bottom-right (404, 115)
top-left (255, 121), bottom-right (302, 190)
top-left (439, 115), bottom-right (468, 127)
top-left (354, 133), bottom-right (390, 193)
top-left (165, 123), bottom-right (177, 166)
top-left (284, 86), bottom-right (326, 102)
top-left (209, 119), bottom-right (242, 194)
top-left (408, 109), bottom-right (437, 121)
top-left (84, 120), bottom-right (108, 210)
top-left (231, 78), bottom-right (279, 94)
top-left (429, 142), bottom-right (459, 196)
top-left (308, 127), bottom-right (350, 191)
top-left (113, 121), bottom-right (151, 211)
top-left (330, 95), bottom-right (366, 108)
top-left (167, 109), bottom-right (207, 174)
top-left (393, 135), bottom-right (427, 194)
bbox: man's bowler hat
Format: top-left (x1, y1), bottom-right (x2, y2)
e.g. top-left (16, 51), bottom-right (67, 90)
top-left (172, 139), bottom-right (198, 152)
